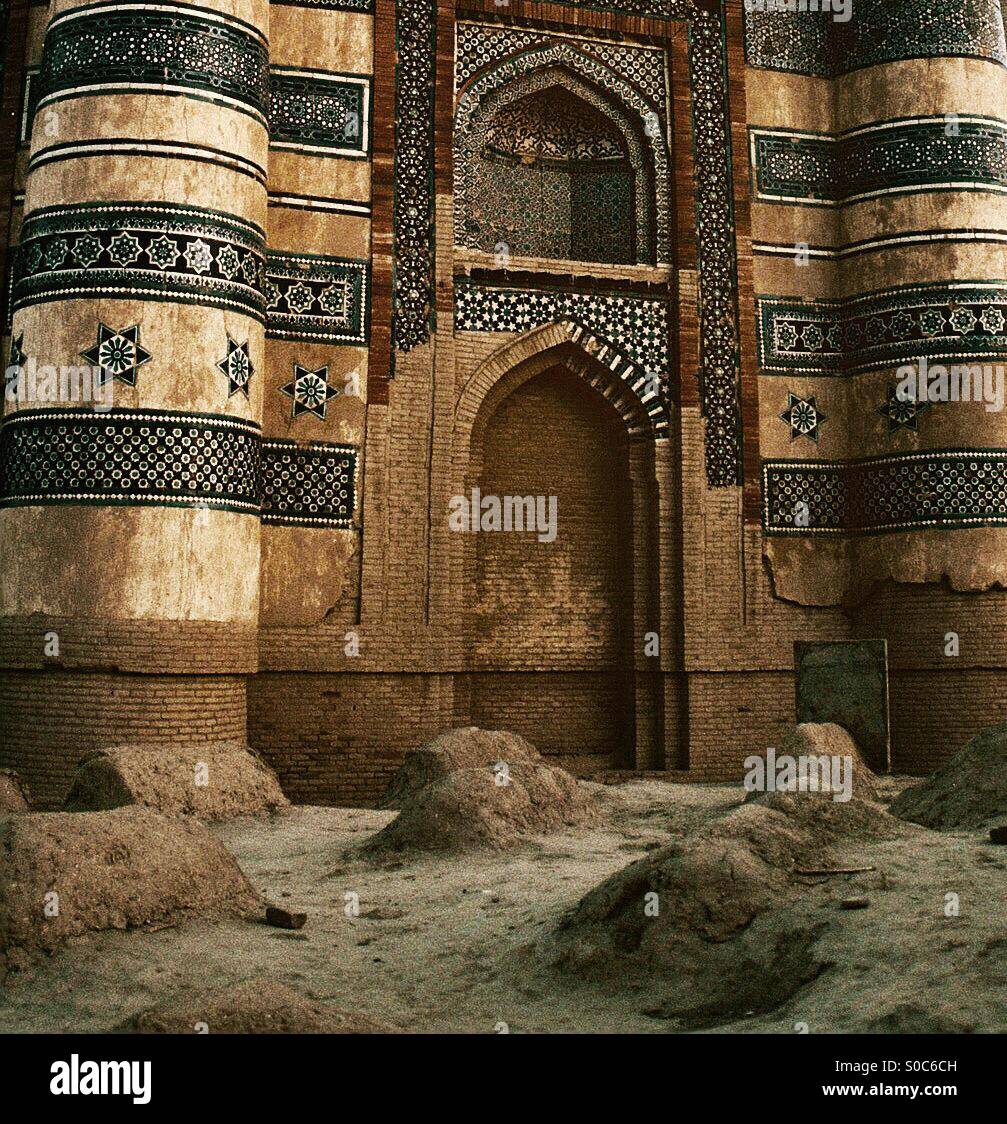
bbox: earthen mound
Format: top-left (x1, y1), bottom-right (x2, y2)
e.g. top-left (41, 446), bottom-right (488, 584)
top-left (0, 770), bottom-right (29, 813)
top-left (890, 722), bottom-right (1007, 830)
top-left (743, 723), bottom-right (878, 802)
top-left (380, 727), bottom-right (542, 808)
top-left (130, 978), bottom-right (399, 1034)
top-left (742, 790), bottom-right (905, 845)
top-left (543, 789), bottom-right (904, 1028)
top-left (64, 741), bottom-right (288, 821)
top-left (367, 760), bottom-right (595, 853)
top-left (0, 807), bottom-right (261, 978)
top-left (865, 1003), bottom-right (974, 1035)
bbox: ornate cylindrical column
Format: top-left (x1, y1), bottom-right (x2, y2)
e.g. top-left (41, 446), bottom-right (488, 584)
top-left (0, 0), bottom-right (269, 804)
top-left (754, 0), bottom-right (1007, 771)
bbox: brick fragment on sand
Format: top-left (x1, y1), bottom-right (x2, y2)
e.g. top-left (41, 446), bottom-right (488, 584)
top-left (265, 906), bottom-right (307, 930)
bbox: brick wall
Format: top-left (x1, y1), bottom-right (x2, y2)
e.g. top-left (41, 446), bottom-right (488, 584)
top-left (248, 672), bottom-right (456, 805)
top-left (683, 671), bottom-right (796, 781)
top-left (0, 671), bottom-right (247, 807)
top-left (463, 670), bottom-right (634, 775)
top-left (471, 365), bottom-right (634, 670)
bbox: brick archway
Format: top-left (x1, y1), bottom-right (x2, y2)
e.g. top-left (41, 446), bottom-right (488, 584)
top-left (449, 320), bottom-right (666, 773)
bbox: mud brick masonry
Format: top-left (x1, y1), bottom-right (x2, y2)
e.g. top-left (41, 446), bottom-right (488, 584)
top-left (5, 0), bottom-right (1007, 805)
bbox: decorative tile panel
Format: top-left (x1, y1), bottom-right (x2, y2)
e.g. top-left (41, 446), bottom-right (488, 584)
top-left (756, 284), bottom-right (1007, 376)
top-left (687, 5), bottom-right (744, 483)
top-left (37, 3), bottom-right (270, 124)
top-left (261, 440), bottom-right (356, 527)
top-left (396, 0), bottom-right (742, 482)
top-left (0, 408), bottom-right (360, 528)
top-left (742, 3), bottom-right (832, 76)
top-left (454, 46), bottom-right (670, 266)
top-left (264, 252), bottom-right (369, 344)
top-left (392, 0), bottom-right (436, 352)
top-left (454, 278), bottom-right (669, 384)
top-left (763, 451), bottom-right (1007, 535)
top-left (269, 69), bottom-right (370, 157)
top-left (455, 21), bottom-right (668, 113)
top-left (836, 0), bottom-right (1007, 74)
top-left (12, 203), bottom-right (266, 320)
top-left (744, 0), bottom-right (1007, 76)
top-left (751, 119), bottom-right (1007, 206)
top-left (0, 409), bottom-right (261, 514)
top-left (272, 0), bottom-right (372, 9)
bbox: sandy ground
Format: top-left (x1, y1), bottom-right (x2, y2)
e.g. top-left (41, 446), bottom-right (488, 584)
top-left (1, 778), bottom-right (1006, 1034)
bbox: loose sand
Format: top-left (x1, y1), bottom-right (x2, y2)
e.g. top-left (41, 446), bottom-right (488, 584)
top-left (380, 727), bottom-right (543, 809)
top-left (0, 779), bottom-right (1004, 1033)
top-left (128, 978), bottom-right (399, 1034)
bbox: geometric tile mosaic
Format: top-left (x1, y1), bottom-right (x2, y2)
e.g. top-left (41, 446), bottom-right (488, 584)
top-left (455, 21), bottom-right (668, 120)
top-left (780, 393), bottom-right (826, 442)
top-left (36, 3), bottom-right (270, 124)
top-left (877, 384), bottom-right (930, 433)
top-left (272, 0), bottom-right (371, 9)
top-left (454, 278), bottom-right (669, 386)
top-left (0, 408), bottom-right (358, 529)
top-left (750, 119), bottom-right (1007, 206)
top-left (444, 5), bottom-right (742, 481)
top-left (453, 40), bottom-right (671, 265)
top-left (13, 202), bottom-right (267, 320)
top-left (269, 69), bottom-right (370, 158)
top-left (278, 363), bottom-right (339, 420)
top-left (218, 337), bottom-right (254, 399)
top-left (763, 451), bottom-right (1007, 535)
top-left (743, 4), bottom-right (831, 77)
top-left (81, 323), bottom-right (152, 388)
top-left (392, 0), bottom-right (436, 353)
top-left (744, 0), bottom-right (1007, 77)
top-left (264, 252), bottom-right (369, 344)
top-left (0, 409), bottom-right (262, 514)
top-left (261, 440), bottom-right (356, 527)
top-left (756, 284), bottom-right (1007, 376)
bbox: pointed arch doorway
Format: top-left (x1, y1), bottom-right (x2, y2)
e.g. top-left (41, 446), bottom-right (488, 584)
top-left (456, 325), bottom-right (663, 775)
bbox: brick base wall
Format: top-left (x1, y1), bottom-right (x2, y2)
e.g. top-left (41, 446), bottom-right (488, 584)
top-left (684, 671), bottom-right (796, 781)
top-left (0, 671), bottom-right (247, 808)
top-left (888, 669), bottom-right (1007, 774)
top-left (248, 672), bottom-right (456, 805)
top-left (461, 670), bottom-right (634, 775)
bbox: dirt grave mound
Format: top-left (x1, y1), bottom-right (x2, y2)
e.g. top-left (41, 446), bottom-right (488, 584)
top-left (380, 727), bottom-right (542, 808)
top-left (543, 789), bottom-right (905, 1028)
top-left (0, 807), bottom-right (261, 978)
top-left (865, 1003), bottom-right (974, 1035)
top-left (64, 741), bottom-right (289, 821)
top-left (891, 722), bottom-right (1007, 830)
top-left (743, 723), bottom-right (879, 802)
top-left (130, 978), bottom-right (399, 1034)
top-left (367, 760), bottom-right (595, 853)
top-left (0, 770), bottom-right (29, 813)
